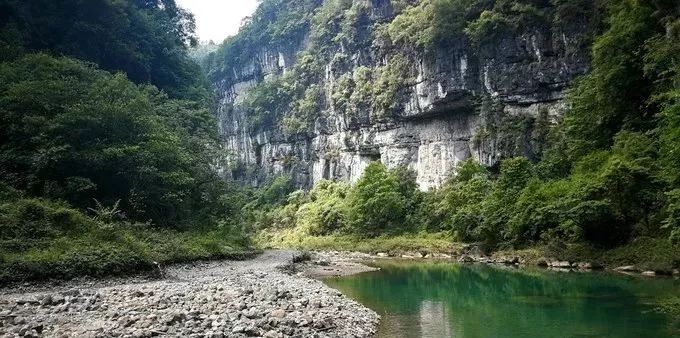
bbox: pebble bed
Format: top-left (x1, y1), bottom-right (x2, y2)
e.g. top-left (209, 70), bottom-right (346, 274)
top-left (0, 251), bottom-right (379, 338)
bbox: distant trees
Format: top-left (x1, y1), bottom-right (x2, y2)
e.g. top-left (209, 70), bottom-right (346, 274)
top-left (0, 0), bottom-right (208, 101)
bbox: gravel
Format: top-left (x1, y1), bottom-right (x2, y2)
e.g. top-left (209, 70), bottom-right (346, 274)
top-left (0, 251), bottom-right (378, 338)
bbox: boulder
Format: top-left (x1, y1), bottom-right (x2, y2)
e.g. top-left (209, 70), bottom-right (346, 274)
top-left (551, 261), bottom-right (571, 268)
top-left (263, 330), bottom-right (279, 338)
top-left (499, 256), bottom-right (519, 265)
top-left (614, 265), bottom-right (638, 272)
top-left (231, 324), bottom-right (246, 334)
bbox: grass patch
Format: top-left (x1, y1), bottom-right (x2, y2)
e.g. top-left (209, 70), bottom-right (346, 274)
top-left (600, 237), bottom-right (680, 272)
top-left (255, 229), bottom-right (460, 255)
top-left (256, 226), bottom-right (678, 272)
top-left (0, 193), bottom-right (257, 284)
top-left (0, 227), bottom-right (257, 284)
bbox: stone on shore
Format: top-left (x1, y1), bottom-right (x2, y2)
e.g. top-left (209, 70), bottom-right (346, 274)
top-left (615, 265), bottom-right (638, 272)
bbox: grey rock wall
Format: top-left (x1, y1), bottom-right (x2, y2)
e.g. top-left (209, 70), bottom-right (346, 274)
top-left (212, 0), bottom-right (591, 189)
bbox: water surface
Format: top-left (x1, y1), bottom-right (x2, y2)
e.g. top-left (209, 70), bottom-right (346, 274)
top-left (323, 261), bottom-right (679, 338)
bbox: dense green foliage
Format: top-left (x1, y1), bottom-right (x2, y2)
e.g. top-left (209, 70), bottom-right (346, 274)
top-left (0, 0), bottom-right (208, 101)
top-left (0, 0), bottom-right (253, 282)
top-left (0, 54), bottom-right (227, 228)
top-left (248, 163), bottom-right (420, 239)
top-left (0, 182), bottom-right (252, 283)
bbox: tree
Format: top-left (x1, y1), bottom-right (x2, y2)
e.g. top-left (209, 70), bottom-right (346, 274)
top-left (347, 162), bottom-right (409, 237)
top-left (0, 0), bottom-right (208, 101)
top-left (564, 0), bottom-right (657, 159)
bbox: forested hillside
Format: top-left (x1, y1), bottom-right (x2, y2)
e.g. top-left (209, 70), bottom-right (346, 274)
top-left (203, 0), bottom-right (679, 270)
top-left (0, 0), bottom-right (252, 282)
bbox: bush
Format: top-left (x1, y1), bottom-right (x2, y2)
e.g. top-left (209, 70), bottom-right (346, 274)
top-left (347, 162), bottom-right (411, 237)
top-left (249, 165), bottom-right (422, 239)
top-left (292, 251), bottom-right (312, 263)
top-left (448, 177), bottom-right (492, 241)
top-left (296, 180), bottom-right (350, 235)
top-left (0, 197), bottom-right (93, 242)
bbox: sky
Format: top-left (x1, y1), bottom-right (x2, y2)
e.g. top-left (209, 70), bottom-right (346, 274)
top-left (176, 0), bottom-right (259, 43)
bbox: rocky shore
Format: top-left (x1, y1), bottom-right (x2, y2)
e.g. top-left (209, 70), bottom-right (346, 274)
top-left (0, 251), bottom-right (379, 338)
top-left (307, 249), bottom-right (680, 278)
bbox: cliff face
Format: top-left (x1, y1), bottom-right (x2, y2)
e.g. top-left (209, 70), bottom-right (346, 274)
top-left (211, 0), bottom-right (592, 190)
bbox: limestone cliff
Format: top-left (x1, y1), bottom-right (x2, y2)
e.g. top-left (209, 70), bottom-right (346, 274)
top-left (207, 0), bottom-right (594, 189)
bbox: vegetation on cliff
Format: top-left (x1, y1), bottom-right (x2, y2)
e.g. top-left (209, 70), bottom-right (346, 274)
top-left (229, 0), bottom-right (679, 271)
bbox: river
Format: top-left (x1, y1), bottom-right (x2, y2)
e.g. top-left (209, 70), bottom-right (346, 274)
top-left (323, 260), bottom-right (679, 338)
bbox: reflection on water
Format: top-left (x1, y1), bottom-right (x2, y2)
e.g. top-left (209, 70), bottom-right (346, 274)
top-left (323, 261), bottom-right (680, 338)
top-left (421, 301), bottom-right (452, 337)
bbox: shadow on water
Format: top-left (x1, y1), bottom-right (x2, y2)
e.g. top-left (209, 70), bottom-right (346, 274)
top-left (323, 261), bottom-right (680, 338)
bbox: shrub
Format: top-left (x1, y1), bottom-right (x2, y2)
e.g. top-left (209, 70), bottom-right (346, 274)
top-left (347, 162), bottom-right (411, 236)
top-left (296, 180), bottom-right (350, 235)
top-left (0, 197), bottom-right (93, 241)
top-left (447, 176), bottom-right (492, 241)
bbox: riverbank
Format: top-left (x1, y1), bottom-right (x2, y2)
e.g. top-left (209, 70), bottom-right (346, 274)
top-left (258, 231), bottom-right (680, 277)
top-left (255, 232), bottom-right (460, 256)
top-left (0, 251), bottom-right (379, 338)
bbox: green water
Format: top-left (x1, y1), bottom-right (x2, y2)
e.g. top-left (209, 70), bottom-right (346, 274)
top-left (323, 261), bottom-right (680, 338)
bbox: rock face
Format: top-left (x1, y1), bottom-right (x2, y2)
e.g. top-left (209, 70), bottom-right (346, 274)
top-left (212, 0), bottom-right (592, 189)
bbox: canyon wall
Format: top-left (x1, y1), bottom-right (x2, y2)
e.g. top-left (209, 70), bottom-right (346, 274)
top-left (210, 0), bottom-right (592, 189)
